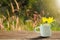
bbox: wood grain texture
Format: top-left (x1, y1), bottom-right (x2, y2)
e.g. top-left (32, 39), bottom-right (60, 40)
top-left (0, 31), bottom-right (60, 40)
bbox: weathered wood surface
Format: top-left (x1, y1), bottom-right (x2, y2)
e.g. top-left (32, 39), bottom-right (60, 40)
top-left (0, 31), bottom-right (60, 40)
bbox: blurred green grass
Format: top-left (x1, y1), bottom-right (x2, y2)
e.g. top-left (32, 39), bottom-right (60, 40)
top-left (1, 18), bottom-right (60, 31)
top-left (51, 22), bottom-right (60, 31)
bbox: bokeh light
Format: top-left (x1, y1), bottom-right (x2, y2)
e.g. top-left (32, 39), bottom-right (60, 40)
top-left (56, 0), bottom-right (60, 9)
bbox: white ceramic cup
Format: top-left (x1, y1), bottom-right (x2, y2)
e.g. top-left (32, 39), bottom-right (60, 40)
top-left (35, 23), bottom-right (51, 37)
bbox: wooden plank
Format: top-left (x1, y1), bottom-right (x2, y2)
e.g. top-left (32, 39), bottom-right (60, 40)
top-left (0, 31), bottom-right (60, 40)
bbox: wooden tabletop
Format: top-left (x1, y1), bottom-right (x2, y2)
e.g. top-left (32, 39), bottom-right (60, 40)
top-left (0, 31), bottom-right (60, 40)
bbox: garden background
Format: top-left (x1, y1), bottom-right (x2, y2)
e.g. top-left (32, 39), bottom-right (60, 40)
top-left (0, 0), bottom-right (60, 31)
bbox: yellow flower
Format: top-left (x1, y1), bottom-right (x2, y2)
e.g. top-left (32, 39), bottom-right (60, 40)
top-left (41, 17), bottom-right (55, 24)
top-left (47, 17), bottom-right (55, 24)
top-left (42, 17), bottom-right (47, 23)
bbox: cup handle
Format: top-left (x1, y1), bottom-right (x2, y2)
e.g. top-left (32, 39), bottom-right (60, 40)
top-left (34, 27), bottom-right (40, 33)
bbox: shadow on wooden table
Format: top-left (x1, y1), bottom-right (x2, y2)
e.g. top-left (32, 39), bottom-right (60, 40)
top-left (29, 36), bottom-right (50, 40)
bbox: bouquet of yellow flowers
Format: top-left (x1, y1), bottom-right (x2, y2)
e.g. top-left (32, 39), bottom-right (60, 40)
top-left (41, 17), bottom-right (55, 24)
